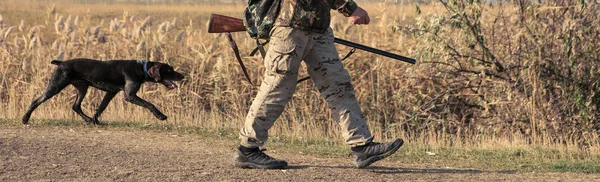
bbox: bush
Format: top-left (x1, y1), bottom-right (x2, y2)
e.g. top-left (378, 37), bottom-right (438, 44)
top-left (397, 0), bottom-right (600, 146)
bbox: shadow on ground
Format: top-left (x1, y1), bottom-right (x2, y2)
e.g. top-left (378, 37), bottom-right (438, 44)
top-left (367, 166), bottom-right (516, 174)
top-left (286, 164), bottom-right (516, 174)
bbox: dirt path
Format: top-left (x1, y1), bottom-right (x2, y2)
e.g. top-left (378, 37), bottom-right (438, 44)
top-left (1, 125), bottom-right (599, 181)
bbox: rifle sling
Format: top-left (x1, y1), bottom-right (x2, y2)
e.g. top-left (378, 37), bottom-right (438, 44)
top-left (226, 33), bottom-right (255, 85)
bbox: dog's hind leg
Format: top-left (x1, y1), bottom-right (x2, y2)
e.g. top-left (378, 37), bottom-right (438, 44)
top-left (92, 92), bottom-right (117, 125)
top-left (71, 82), bottom-right (93, 123)
top-left (22, 69), bottom-right (70, 124)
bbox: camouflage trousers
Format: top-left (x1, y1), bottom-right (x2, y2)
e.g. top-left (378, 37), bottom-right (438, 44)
top-left (239, 26), bottom-right (373, 148)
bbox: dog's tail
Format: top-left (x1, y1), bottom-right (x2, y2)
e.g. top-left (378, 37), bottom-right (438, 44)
top-left (50, 60), bottom-right (62, 65)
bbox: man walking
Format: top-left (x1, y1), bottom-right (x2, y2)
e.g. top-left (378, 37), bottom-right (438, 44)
top-left (235, 0), bottom-right (403, 169)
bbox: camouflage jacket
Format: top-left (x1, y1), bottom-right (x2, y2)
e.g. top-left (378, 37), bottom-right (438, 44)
top-left (244, 0), bottom-right (358, 39)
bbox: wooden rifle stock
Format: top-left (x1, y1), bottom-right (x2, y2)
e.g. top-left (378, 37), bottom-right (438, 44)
top-left (207, 14), bottom-right (246, 33)
top-left (208, 13), bottom-right (416, 64)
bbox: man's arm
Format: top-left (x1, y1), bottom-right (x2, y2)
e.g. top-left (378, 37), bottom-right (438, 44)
top-left (325, 0), bottom-right (370, 25)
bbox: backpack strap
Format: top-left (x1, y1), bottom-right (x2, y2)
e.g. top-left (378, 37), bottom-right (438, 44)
top-left (250, 39), bottom-right (269, 58)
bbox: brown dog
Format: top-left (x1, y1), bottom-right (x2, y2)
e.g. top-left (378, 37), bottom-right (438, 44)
top-left (22, 58), bottom-right (185, 125)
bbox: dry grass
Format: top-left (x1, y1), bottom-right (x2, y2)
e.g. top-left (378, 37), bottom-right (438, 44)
top-left (1, 0), bottom-right (599, 160)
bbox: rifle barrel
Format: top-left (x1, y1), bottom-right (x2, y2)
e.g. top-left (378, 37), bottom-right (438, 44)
top-left (334, 38), bottom-right (416, 64)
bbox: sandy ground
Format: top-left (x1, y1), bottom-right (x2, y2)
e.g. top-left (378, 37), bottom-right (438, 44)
top-left (2, 124), bottom-right (600, 181)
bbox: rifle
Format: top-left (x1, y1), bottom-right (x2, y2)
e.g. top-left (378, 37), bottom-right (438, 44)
top-left (209, 14), bottom-right (416, 64)
top-left (208, 14), bottom-right (416, 84)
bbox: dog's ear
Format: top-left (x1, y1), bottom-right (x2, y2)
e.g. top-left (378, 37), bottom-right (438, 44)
top-left (147, 63), bottom-right (162, 81)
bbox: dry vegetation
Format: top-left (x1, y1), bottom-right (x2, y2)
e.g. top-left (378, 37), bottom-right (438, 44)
top-left (396, 0), bottom-right (600, 149)
top-left (0, 0), bottom-right (599, 159)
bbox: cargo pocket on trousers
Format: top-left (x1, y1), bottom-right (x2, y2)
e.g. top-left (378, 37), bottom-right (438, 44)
top-left (269, 39), bottom-right (297, 75)
top-left (272, 39), bottom-right (296, 54)
top-left (270, 27), bottom-right (297, 54)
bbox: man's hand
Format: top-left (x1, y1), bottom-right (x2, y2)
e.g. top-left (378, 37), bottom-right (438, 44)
top-left (348, 7), bottom-right (370, 25)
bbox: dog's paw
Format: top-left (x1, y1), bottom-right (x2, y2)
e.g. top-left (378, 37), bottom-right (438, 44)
top-left (157, 114), bottom-right (168, 120)
top-left (83, 117), bottom-right (94, 123)
top-left (93, 121), bottom-right (108, 126)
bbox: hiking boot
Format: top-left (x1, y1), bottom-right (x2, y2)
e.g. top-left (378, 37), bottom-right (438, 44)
top-left (234, 146), bottom-right (288, 169)
top-left (351, 138), bottom-right (404, 168)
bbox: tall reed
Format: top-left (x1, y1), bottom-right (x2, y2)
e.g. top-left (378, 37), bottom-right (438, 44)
top-left (0, 1), bottom-right (598, 155)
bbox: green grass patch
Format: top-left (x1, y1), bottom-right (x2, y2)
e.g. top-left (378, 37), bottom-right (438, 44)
top-left (548, 160), bottom-right (600, 173)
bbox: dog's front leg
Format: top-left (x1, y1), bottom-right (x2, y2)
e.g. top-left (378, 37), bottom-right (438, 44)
top-left (91, 91), bottom-right (118, 125)
top-left (123, 81), bottom-right (168, 120)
